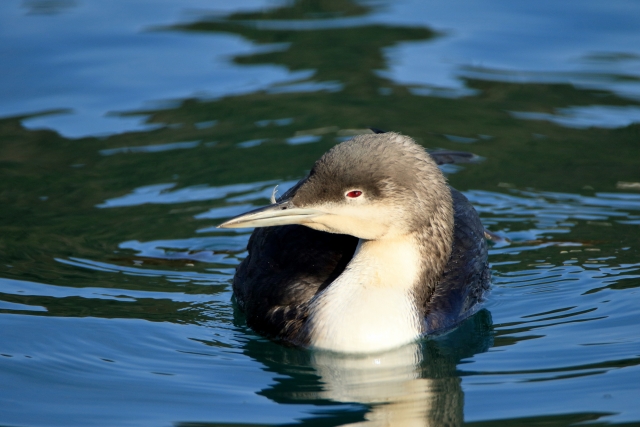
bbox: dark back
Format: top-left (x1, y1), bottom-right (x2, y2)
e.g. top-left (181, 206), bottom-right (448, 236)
top-left (423, 189), bottom-right (490, 333)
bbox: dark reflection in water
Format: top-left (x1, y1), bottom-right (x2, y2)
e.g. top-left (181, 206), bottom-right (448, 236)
top-left (1, 0), bottom-right (640, 426)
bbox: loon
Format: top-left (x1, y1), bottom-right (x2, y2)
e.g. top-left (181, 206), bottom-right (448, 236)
top-left (218, 132), bottom-right (490, 353)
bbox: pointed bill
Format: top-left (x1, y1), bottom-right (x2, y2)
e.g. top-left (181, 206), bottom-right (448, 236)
top-left (217, 201), bottom-right (324, 229)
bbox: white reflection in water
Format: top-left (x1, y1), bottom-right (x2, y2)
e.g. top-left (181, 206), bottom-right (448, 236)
top-left (249, 314), bottom-right (493, 426)
top-left (309, 343), bottom-right (462, 426)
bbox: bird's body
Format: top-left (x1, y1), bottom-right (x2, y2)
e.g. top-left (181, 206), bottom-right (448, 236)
top-left (220, 132), bottom-right (490, 353)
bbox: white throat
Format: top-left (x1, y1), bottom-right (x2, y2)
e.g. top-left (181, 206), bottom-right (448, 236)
top-left (306, 236), bottom-right (423, 353)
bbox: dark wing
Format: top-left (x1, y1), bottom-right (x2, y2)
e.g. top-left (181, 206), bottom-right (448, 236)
top-left (429, 150), bottom-right (480, 165)
top-left (424, 188), bottom-right (491, 333)
top-left (233, 181), bottom-right (357, 343)
top-left (369, 128), bottom-right (388, 134)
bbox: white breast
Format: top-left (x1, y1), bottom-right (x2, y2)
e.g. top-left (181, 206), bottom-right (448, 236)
top-left (306, 238), bottom-right (423, 353)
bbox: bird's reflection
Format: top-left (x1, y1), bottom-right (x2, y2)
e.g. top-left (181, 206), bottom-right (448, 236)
top-left (309, 343), bottom-right (460, 426)
top-left (239, 309), bottom-right (493, 426)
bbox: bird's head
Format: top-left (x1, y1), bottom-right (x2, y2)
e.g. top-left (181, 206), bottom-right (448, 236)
top-left (218, 132), bottom-right (452, 240)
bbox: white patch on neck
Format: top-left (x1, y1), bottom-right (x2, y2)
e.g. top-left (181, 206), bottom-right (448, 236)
top-left (306, 237), bottom-right (423, 353)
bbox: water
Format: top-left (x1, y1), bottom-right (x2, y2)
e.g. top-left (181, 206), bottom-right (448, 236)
top-left (1, 0), bottom-right (640, 425)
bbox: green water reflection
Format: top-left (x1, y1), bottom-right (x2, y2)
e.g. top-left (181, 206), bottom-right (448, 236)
top-left (2, 0), bottom-right (638, 286)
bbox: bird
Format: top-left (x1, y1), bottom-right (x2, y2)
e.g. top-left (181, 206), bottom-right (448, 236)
top-left (218, 131), bottom-right (490, 353)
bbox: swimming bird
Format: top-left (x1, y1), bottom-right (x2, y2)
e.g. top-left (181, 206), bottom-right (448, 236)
top-left (219, 132), bottom-right (490, 353)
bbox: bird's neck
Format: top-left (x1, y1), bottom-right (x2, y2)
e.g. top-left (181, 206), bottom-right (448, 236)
top-left (306, 235), bottom-right (425, 353)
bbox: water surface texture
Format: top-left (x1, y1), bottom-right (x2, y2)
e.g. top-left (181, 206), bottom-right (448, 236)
top-left (1, 0), bottom-right (640, 426)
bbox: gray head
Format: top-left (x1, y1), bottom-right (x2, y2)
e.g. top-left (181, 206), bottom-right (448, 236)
top-left (219, 132), bottom-right (453, 241)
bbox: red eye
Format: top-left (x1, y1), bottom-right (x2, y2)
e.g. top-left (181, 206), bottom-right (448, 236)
top-left (346, 190), bottom-right (362, 198)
